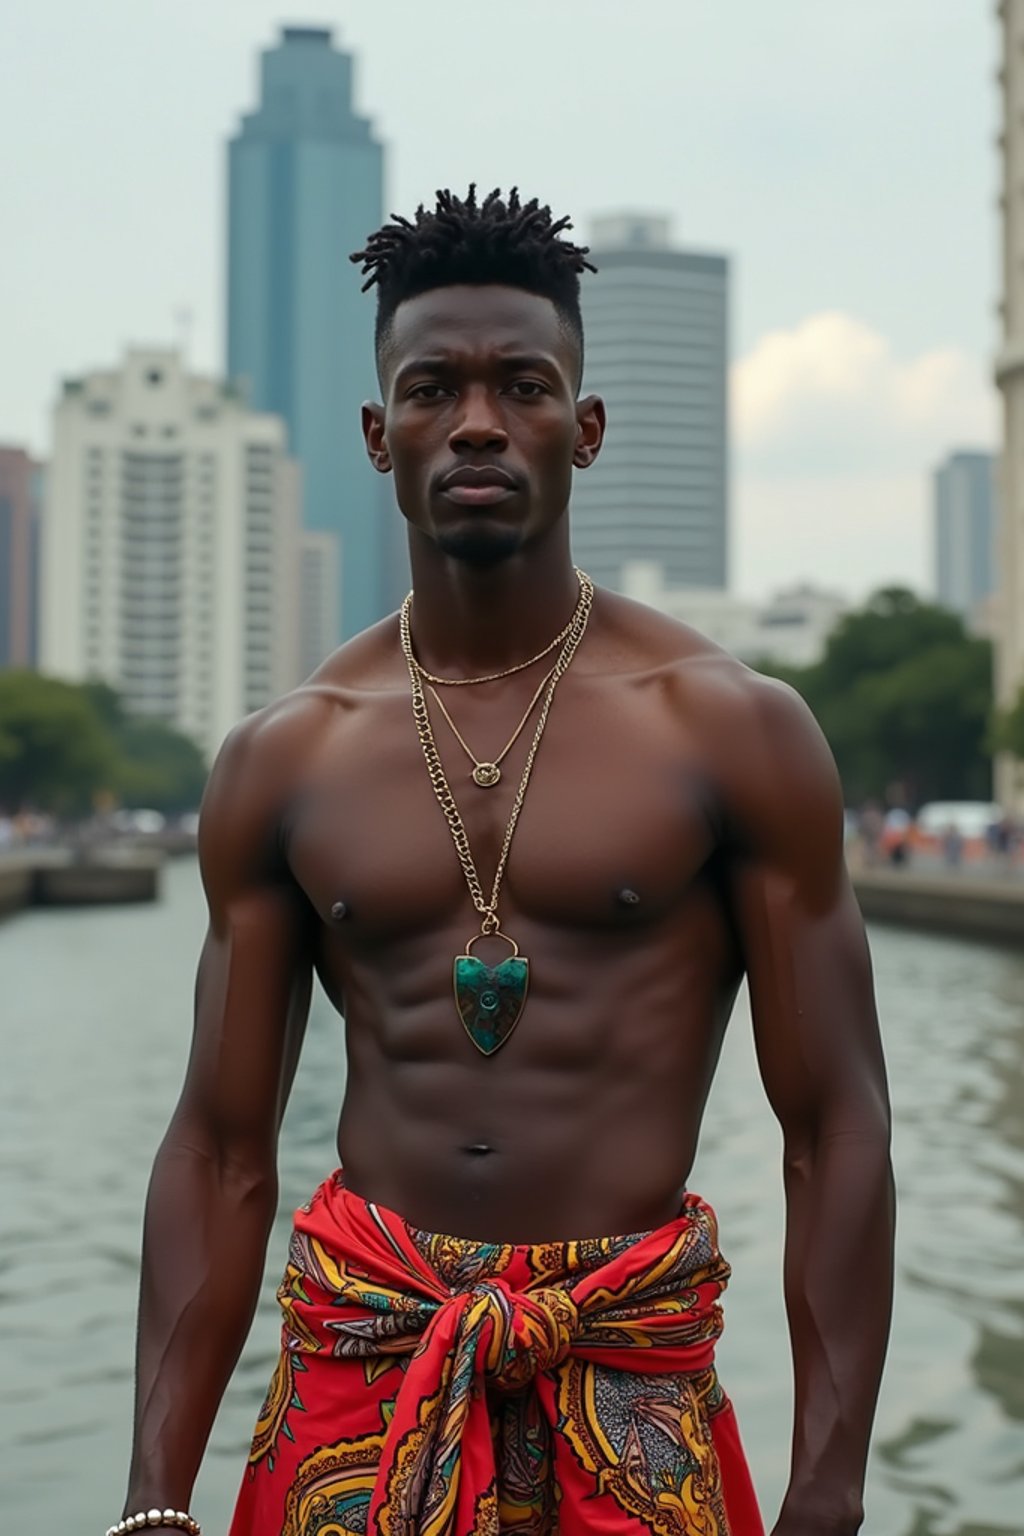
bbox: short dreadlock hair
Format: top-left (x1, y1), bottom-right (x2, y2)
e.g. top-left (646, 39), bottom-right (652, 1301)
top-left (350, 186), bottom-right (596, 388)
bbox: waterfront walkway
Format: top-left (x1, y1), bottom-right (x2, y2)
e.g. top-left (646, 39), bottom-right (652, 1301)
top-left (0, 847), bottom-right (162, 913)
top-left (851, 865), bottom-right (1024, 945)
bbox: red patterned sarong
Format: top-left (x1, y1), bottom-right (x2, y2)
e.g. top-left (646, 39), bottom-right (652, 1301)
top-left (229, 1172), bottom-right (763, 1534)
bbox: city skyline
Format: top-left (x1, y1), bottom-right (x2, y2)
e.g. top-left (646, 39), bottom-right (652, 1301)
top-left (2, 1), bottom-right (999, 600)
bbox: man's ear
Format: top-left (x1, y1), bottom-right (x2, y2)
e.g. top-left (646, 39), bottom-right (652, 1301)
top-left (362, 402), bottom-right (391, 473)
top-left (573, 394), bottom-right (606, 469)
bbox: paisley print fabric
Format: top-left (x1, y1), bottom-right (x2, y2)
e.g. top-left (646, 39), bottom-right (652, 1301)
top-left (228, 1171), bottom-right (763, 1535)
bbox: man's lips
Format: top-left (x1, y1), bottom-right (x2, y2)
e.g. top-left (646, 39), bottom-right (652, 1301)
top-left (437, 466), bottom-right (520, 506)
top-left (442, 483), bottom-right (516, 505)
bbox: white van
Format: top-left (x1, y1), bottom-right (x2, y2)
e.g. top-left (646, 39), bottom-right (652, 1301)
top-left (916, 801), bottom-right (1002, 841)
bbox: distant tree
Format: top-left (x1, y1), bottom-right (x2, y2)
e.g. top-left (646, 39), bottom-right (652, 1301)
top-left (79, 679), bottom-right (129, 734)
top-left (0, 672), bottom-right (208, 817)
top-left (753, 589), bottom-right (994, 806)
top-left (815, 587), bottom-right (966, 693)
top-left (114, 715), bottom-right (208, 813)
top-left (826, 638), bottom-right (992, 805)
top-left (0, 671), bottom-right (117, 815)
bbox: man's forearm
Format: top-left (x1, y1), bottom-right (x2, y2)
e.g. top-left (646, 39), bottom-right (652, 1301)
top-left (775, 1123), bottom-right (895, 1536)
top-left (125, 1132), bottom-right (278, 1513)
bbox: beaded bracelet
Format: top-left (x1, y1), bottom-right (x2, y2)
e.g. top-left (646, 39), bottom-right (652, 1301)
top-left (105, 1512), bottom-right (201, 1536)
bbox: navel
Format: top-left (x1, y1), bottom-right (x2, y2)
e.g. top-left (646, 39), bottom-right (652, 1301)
top-left (616, 887), bottom-right (642, 908)
top-left (462, 1143), bottom-right (496, 1157)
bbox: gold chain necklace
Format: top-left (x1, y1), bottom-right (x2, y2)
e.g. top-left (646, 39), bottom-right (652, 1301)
top-left (399, 571), bottom-right (595, 1055)
top-left (425, 664), bottom-right (555, 788)
top-left (403, 568), bottom-right (588, 686)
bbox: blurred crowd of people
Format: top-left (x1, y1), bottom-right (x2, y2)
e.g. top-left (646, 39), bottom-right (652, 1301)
top-left (850, 800), bottom-right (1021, 873)
top-left (0, 810), bottom-right (56, 849)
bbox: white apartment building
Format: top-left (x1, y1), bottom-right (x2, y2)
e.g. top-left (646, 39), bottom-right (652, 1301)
top-left (299, 528), bottom-right (340, 679)
top-left (572, 214), bottom-right (729, 594)
top-left (623, 561), bottom-right (847, 669)
top-left (41, 348), bottom-right (301, 762)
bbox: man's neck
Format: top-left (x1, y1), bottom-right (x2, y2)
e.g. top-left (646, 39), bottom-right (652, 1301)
top-left (405, 538), bottom-right (581, 680)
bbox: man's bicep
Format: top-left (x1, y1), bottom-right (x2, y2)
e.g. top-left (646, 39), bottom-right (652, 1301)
top-left (174, 722), bottom-right (315, 1158)
top-left (737, 865), bottom-right (884, 1141)
top-left (724, 681), bottom-right (888, 1141)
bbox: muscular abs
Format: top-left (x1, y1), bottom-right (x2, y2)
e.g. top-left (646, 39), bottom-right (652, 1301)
top-left (282, 639), bottom-right (746, 1244)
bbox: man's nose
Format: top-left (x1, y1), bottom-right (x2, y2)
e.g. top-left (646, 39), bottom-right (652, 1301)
top-left (449, 387), bottom-right (508, 454)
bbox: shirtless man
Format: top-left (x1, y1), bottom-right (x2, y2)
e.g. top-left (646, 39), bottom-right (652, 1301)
top-left (117, 188), bottom-right (894, 1536)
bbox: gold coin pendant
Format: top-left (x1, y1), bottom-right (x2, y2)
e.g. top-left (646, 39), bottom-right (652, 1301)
top-left (472, 763), bottom-right (501, 788)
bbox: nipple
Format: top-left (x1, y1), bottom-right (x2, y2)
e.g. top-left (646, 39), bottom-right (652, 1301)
top-left (330, 900), bottom-right (349, 922)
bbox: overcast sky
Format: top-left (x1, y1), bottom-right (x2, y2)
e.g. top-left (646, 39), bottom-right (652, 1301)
top-left (3, 1), bottom-right (1000, 599)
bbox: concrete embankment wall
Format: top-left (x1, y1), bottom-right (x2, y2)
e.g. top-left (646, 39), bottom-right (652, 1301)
top-left (0, 852), bottom-right (162, 916)
top-left (852, 869), bottom-right (1024, 947)
top-left (0, 859), bottom-right (34, 916)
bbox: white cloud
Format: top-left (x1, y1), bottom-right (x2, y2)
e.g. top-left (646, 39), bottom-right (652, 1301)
top-left (729, 313), bottom-right (999, 600)
top-left (732, 472), bottom-right (930, 603)
top-left (732, 312), bottom-right (997, 476)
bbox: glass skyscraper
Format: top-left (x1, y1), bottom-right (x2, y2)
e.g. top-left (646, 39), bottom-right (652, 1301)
top-left (572, 215), bottom-right (729, 593)
top-left (934, 450), bottom-right (997, 621)
top-left (0, 446), bottom-right (42, 669)
top-left (227, 26), bottom-right (385, 641)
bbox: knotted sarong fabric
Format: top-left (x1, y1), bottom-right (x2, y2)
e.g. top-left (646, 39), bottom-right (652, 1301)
top-left (229, 1171), bottom-right (763, 1535)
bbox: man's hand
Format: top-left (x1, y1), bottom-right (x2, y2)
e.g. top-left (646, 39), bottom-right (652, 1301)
top-left (771, 1496), bottom-right (864, 1536)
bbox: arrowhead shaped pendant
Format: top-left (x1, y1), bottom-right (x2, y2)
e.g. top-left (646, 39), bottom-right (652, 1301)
top-left (454, 934), bottom-right (529, 1055)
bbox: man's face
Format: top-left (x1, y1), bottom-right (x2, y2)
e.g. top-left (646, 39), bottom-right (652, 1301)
top-left (362, 285), bottom-right (604, 566)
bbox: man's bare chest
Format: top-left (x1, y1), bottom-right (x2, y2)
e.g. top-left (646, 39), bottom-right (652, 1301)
top-left (286, 682), bottom-right (723, 942)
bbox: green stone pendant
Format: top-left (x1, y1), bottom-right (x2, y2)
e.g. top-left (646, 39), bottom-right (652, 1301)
top-left (454, 934), bottom-right (529, 1055)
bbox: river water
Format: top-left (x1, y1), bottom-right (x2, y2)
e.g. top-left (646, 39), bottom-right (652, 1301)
top-left (1, 856), bottom-right (1022, 1535)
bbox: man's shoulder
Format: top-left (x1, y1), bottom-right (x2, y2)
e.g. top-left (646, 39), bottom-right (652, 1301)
top-left (597, 588), bottom-right (812, 728)
top-left (199, 689), bottom-right (335, 877)
top-left (304, 610), bottom-right (402, 693)
top-left (221, 615), bottom-right (401, 774)
top-left (596, 588), bottom-right (837, 817)
top-left (216, 679), bottom-right (340, 785)
top-left (202, 616), bottom-right (400, 850)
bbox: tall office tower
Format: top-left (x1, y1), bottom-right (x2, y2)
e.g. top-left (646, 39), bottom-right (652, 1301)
top-left (40, 348), bottom-right (301, 763)
top-left (0, 446), bottom-right (43, 668)
top-left (571, 215), bottom-right (729, 593)
top-left (227, 25), bottom-right (385, 640)
top-left (933, 450), bottom-right (996, 620)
